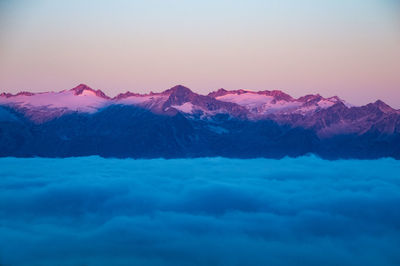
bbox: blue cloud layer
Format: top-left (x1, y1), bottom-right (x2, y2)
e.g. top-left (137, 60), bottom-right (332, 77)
top-left (1, 156), bottom-right (400, 265)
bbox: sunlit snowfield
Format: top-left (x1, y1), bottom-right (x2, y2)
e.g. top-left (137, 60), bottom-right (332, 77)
top-left (0, 157), bottom-right (400, 266)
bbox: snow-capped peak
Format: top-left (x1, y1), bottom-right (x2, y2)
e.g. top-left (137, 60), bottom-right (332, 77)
top-left (207, 89), bottom-right (351, 116)
top-left (0, 84), bottom-right (112, 122)
top-left (70, 84), bottom-right (110, 99)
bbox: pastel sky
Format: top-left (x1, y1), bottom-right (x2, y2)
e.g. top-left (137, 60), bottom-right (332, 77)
top-left (0, 0), bottom-right (399, 107)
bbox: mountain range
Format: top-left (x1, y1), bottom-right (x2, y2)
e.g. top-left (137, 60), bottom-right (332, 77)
top-left (1, 84), bottom-right (399, 159)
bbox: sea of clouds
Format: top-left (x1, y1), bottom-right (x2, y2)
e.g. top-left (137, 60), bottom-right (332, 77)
top-left (0, 156), bottom-right (399, 266)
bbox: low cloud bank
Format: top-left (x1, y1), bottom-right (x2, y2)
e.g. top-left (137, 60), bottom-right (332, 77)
top-left (0, 156), bottom-right (400, 265)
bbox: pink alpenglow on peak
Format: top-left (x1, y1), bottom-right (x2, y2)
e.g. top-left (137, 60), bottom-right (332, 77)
top-left (0, 84), bottom-right (397, 123)
top-left (0, 84), bottom-right (112, 122)
top-left (71, 84), bottom-right (110, 99)
top-left (208, 89), bottom-right (351, 116)
top-left (0, 85), bottom-right (109, 111)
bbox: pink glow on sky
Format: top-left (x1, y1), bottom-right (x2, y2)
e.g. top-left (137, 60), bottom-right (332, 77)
top-left (0, 0), bottom-right (399, 107)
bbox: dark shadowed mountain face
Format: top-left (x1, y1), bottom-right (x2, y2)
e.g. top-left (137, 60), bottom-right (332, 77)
top-left (0, 84), bottom-right (399, 159)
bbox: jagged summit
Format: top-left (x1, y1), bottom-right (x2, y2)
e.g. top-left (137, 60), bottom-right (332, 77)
top-left (374, 99), bottom-right (393, 110)
top-left (207, 88), bottom-right (228, 98)
top-left (71, 83), bottom-right (93, 94)
top-left (70, 84), bottom-right (110, 99)
top-left (163, 85), bottom-right (193, 95)
top-left (297, 94), bottom-right (323, 102)
top-left (114, 91), bottom-right (142, 100)
top-left (263, 90), bottom-right (294, 101)
top-left (163, 85), bottom-right (194, 105)
top-left (368, 99), bottom-right (397, 114)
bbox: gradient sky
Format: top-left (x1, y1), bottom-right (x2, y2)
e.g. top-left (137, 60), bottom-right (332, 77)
top-left (0, 0), bottom-right (399, 107)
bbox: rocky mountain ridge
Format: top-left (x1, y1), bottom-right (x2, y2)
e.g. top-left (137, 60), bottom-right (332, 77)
top-left (0, 84), bottom-right (399, 159)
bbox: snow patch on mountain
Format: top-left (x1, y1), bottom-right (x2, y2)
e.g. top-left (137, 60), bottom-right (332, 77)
top-left (213, 90), bottom-right (350, 115)
top-left (216, 92), bottom-right (274, 106)
top-left (0, 89), bottom-right (109, 113)
top-left (171, 102), bottom-right (194, 113)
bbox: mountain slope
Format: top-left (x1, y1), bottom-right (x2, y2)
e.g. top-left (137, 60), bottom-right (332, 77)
top-left (0, 84), bottom-right (399, 159)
